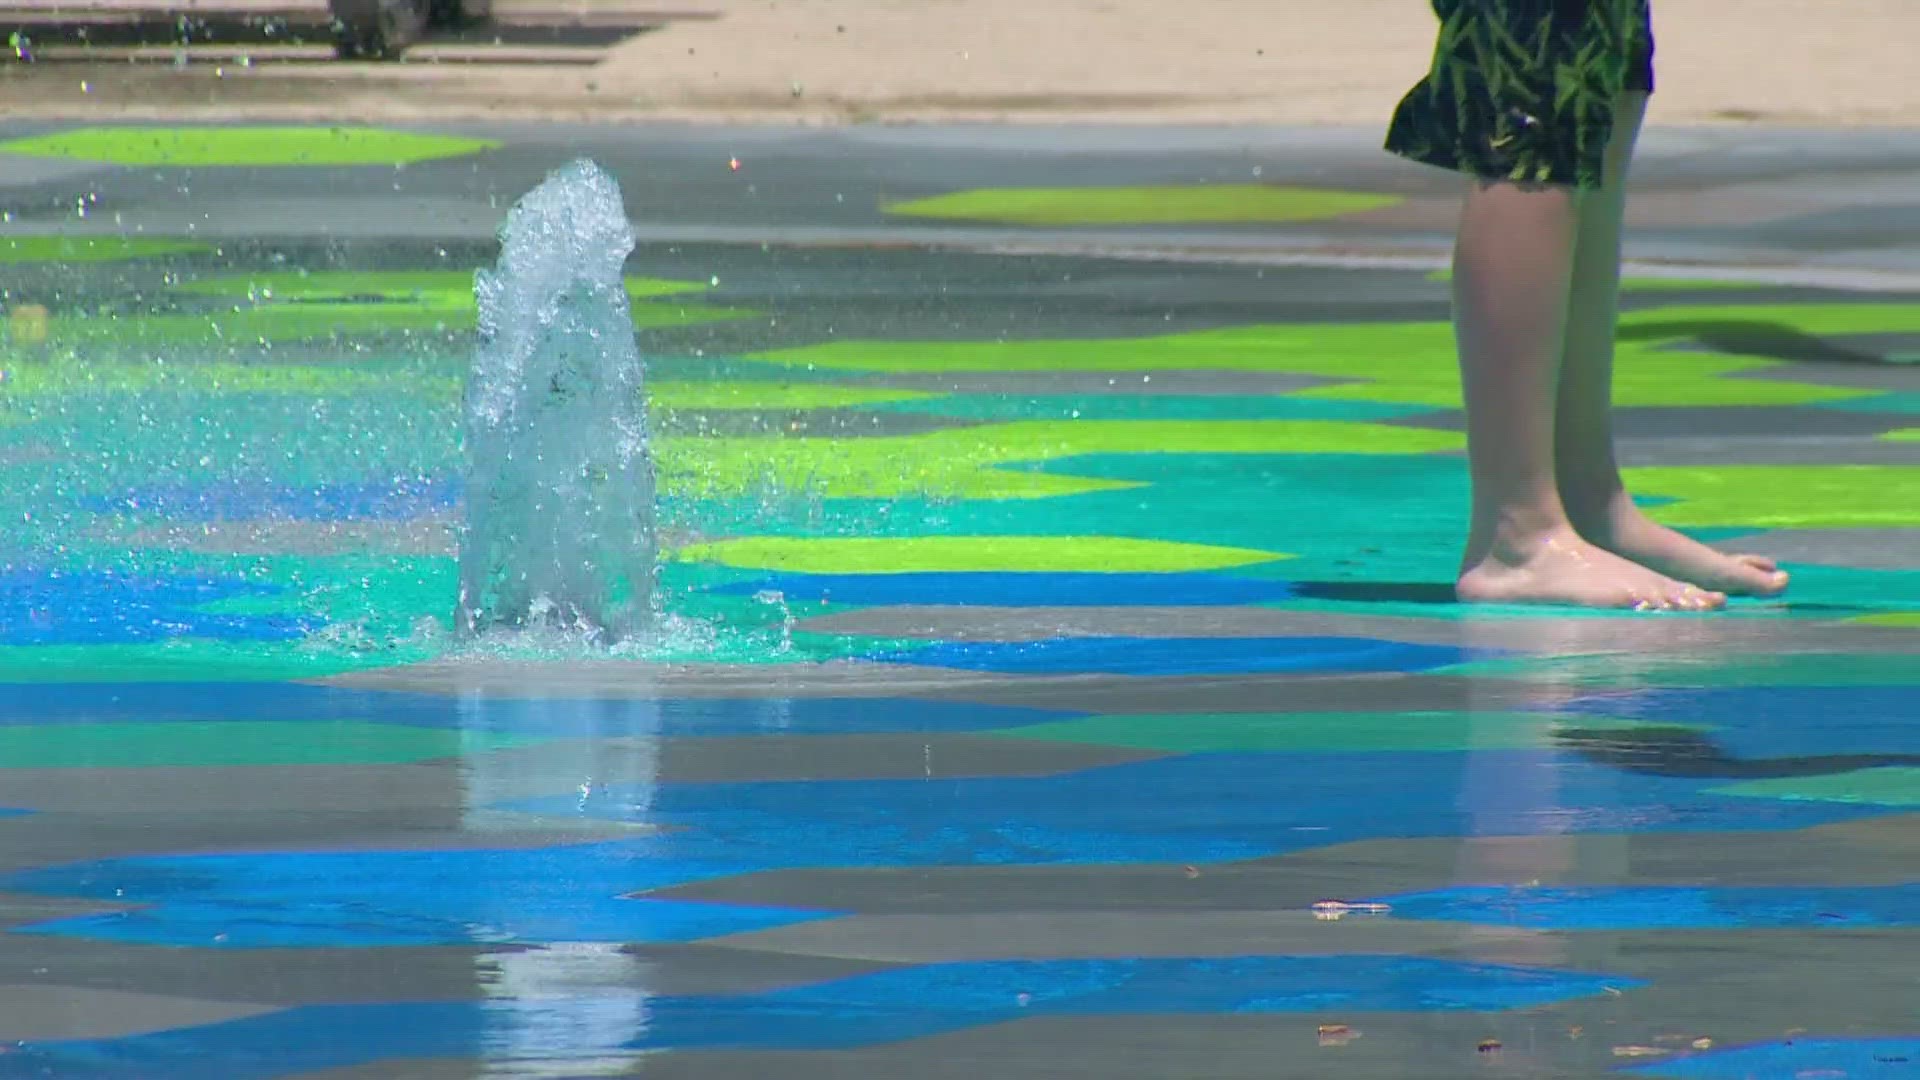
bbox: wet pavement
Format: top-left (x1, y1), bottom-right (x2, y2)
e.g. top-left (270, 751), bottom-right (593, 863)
top-left (0, 122), bottom-right (1918, 1079)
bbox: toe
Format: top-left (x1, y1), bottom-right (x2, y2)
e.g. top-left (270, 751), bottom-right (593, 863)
top-left (1676, 585), bottom-right (1725, 612)
top-left (1729, 558), bottom-right (1790, 597)
top-left (1733, 553), bottom-right (1791, 594)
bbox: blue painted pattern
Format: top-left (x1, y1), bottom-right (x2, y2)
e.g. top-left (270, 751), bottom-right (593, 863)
top-left (11, 842), bottom-right (827, 946)
top-left (0, 956), bottom-right (1641, 1078)
top-left (81, 475), bottom-right (458, 521)
top-left (9, 748), bottom-right (1900, 949)
top-left (0, 683), bottom-right (1073, 735)
top-left (1372, 884), bottom-right (1920, 930)
top-left (1619, 1037), bottom-right (1920, 1078)
top-left (0, 568), bottom-right (312, 645)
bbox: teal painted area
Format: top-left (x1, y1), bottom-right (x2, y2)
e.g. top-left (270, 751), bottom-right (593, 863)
top-left (992, 710), bottom-right (1665, 753)
top-left (1818, 391), bottom-right (1920, 414)
top-left (1710, 769), bottom-right (1920, 807)
top-left (0, 721), bottom-right (542, 768)
top-left (1437, 652), bottom-right (1920, 687)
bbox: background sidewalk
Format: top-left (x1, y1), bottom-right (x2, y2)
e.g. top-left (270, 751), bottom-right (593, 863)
top-left (2, 0), bottom-right (1917, 126)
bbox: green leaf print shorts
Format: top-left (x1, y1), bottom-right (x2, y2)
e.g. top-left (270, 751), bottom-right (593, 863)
top-left (1385, 0), bottom-right (1655, 190)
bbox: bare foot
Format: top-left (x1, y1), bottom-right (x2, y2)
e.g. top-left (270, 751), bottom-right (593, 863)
top-left (1458, 529), bottom-right (1726, 611)
top-left (1580, 506), bottom-right (1789, 598)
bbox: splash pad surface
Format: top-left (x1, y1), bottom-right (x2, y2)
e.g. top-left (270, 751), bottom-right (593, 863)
top-left (2, 124), bottom-right (1919, 1079)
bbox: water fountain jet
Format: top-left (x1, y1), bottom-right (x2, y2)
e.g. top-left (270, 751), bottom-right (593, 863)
top-left (456, 159), bottom-right (657, 643)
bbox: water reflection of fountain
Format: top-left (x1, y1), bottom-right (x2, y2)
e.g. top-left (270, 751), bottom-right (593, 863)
top-left (457, 159), bottom-right (658, 644)
top-left (459, 691), bottom-right (666, 1076)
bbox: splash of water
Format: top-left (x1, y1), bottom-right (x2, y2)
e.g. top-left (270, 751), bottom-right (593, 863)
top-left (456, 159), bottom-right (657, 643)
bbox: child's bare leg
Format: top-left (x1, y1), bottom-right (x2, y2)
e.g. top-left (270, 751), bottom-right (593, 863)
top-left (1452, 179), bottom-right (1720, 611)
top-left (1555, 92), bottom-right (1788, 597)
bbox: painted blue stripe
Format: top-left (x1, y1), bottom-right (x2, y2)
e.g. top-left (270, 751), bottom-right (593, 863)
top-left (1372, 884), bottom-right (1920, 930)
top-left (78, 475), bottom-right (460, 522)
top-left (8, 841), bottom-right (829, 948)
top-left (1556, 686), bottom-right (1920, 760)
top-left (6, 749), bottom-right (1895, 950)
top-left (0, 956), bottom-right (1642, 1078)
top-left (0, 569), bottom-right (311, 646)
top-left (0, 683), bottom-right (1076, 735)
top-left (1620, 1037), bottom-right (1920, 1078)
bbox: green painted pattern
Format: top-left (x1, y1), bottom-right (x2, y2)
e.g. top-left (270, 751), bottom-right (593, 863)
top-left (0, 721), bottom-right (540, 768)
top-left (673, 536), bottom-right (1286, 574)
top-left (651, 382), bottom-right (933, 412)
top-left (0, 237), bottom-right (209, 263)
top-left (987, 711), bottom-right (1662, 754)
top-left (1625, 466), bottom-right (1920, 529)
top-left (1710, 769), bottom-right (1920, 808)
top-left (883, 185), bottom-right (1401, 226)
top-left (748, 303), bottom-right (1920, 409)
top-left (657, 420), bottom-right (1463, 501)
top-left (1, 295), bottom-right (751, 368)
top-left (1887, 427), bottom-right (1919, 441)
top-left (1853, 612), bottom-right (1920, 628)
top-left (0, 126), bottom-right (498, 167)
top-left (870, 394), bottom-right (1435, 423)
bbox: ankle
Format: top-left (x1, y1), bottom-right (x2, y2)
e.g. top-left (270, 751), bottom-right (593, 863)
top-left (1563, 486), bottom-right (1642, 537)
top-left (1466, 506), bottom-right (1577, 563)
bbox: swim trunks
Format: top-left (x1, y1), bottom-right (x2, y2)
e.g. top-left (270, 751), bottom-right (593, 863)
top-left (1385, 0), bottom-right (1656, 190)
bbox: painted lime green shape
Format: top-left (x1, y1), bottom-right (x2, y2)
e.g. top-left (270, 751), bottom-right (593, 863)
top-left (750, 303), bottom-right (1920, 409)
top-left (0, 721), bottom-right (539, 769)
top-left (657, 420), bottom-right (1462, 501)
top-left (0, 126), bottom-right (498, 167)
top-left (176, 270), bottom-right (706, 304)
top-left (872, 393), bottom-right (1432, 423)
top-left (1425, 268), bottom-right (1771, 292)
top-left (884, 185), bottom-right (1400, 226)
top-left (0, 353), bottom-right (449, 403)
top-left (987, 711), bottom-right (1663, 754)
top-left (0, 236), bottom-right (208, 263)
top-left (1887, 428), bottom-right (1919, 441)
top-left (1438, 652), bottom-right (1920, 687)
top-left (1852, 611), bottom-right (1920, 628)
top-left (1710, 769), bottom-right (1920, 808)
top-left (650, 382), bottom-right (932, 411)
top-left (1623, 466), bottom-right (1920, 528)
top-left (2, 295), bottom-right (749, 365)
top-left (672, 536), bottom-right (1286, 574)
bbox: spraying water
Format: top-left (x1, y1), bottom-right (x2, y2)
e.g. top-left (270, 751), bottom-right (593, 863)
top-left (456, 159), bottom-right (657, 643)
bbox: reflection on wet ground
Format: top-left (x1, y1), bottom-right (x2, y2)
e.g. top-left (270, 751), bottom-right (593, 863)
top-left (1, 127), bottom-right (1918, 1078)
